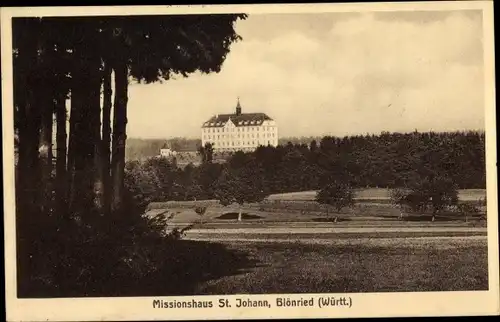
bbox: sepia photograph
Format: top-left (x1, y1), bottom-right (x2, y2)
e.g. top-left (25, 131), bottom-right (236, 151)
top-left (2, 2), bottom-right (498, 321)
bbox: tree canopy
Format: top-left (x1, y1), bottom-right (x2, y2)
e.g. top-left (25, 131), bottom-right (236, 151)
top-left (13, 13), bottom-right (247, 297)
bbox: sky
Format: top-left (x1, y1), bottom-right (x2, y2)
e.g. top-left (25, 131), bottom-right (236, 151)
top-left (126, 9), bottom-right (485, 139)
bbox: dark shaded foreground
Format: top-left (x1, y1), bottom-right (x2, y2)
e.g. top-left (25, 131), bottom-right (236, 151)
top-left (19, 239), bottom-right (259, 298)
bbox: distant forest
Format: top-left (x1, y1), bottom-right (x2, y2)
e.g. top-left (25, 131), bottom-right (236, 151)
top-left (126, 138), bottom-right (202, 161)
top-left (126, 136), bottom-right (322, 161)
top-left (126, 130), bottom-right (486, 207)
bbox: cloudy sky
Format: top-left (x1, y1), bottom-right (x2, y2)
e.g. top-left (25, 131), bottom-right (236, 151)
top-left (126, 9), bottom-right (484, 139)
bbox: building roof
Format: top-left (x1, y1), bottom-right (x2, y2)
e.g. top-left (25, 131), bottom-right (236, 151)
top-left (202, 99), bottom-right (273, 128)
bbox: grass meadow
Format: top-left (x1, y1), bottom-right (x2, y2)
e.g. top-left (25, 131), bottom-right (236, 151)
top-left (194, 237), bottom-right (488, 294)
top-left (142, 188), bottom-right (488, 294)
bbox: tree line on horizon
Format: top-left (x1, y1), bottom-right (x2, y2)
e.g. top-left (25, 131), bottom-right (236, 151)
top-left (125, 130), bottom-right (486, 210)
top-left (124, 136), bottom-right (317, 161)
top-left (126, 131), bottom-right (480, 162)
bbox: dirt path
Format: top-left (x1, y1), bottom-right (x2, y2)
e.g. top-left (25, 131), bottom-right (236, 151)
top-left (186, 226), bottom-right (487, 234)
top-left (185, 235), bottom-right (487, 247)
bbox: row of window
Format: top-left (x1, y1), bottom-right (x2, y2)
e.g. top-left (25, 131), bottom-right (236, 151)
top-left (203, 133), bottom-right (276, 140)
top-left (204, 120), bottom-right (262, 126)
top-left (205, 140), bottom-right (276, 147)
top-left (202, 126), bottom-right (276, 134)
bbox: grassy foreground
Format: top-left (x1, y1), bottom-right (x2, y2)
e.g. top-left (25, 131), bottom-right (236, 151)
top-left (193, 237), bottom-right (488, 294)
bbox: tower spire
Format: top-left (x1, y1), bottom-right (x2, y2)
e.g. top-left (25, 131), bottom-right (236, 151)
top-left (236, 97), bottom-right (242, 116)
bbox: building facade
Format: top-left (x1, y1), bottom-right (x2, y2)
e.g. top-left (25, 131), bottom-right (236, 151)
top-left (201, 99), bottom-right (278, 152)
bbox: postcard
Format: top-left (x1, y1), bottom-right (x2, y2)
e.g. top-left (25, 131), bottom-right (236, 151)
top-left (2, 1), bottom-right (498, 321)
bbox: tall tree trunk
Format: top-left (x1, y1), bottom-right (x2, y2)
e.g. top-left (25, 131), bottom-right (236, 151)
top-left (92, 63), bottom-right (105, 215)
top-left (13, 20), bottom-right (42, 296)
top-left (68, 48), bottom-right (101, 218)
top-left (55, 94), bottom-right (67, 216)
top-left (67, 82), bottom-right (81, 214)
top-left (111, 62), bottom-right (128, 214)
top-left (101, 62), bottom-right (113, 215)
top-left (38, 91), bottom-right (54, 216)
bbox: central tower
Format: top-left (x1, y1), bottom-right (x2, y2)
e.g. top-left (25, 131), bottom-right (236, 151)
top-left (236, 97), bottom-right (242, 116)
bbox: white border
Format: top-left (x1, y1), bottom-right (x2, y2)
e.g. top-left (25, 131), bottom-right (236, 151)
top-left (2, 2), bottom-right (498, 321)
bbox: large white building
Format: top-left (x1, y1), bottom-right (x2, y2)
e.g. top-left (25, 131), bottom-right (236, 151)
top-left (201, 99), bottom-right (278, 152)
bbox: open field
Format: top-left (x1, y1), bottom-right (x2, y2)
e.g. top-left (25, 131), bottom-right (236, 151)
top-left (192, 236), bottom-right (488, 294)
top-left (148, 203), bottom-right (487, 233)
top-left (143, 188), bottom-right (489, 295)
top-left (267, 188), bottom-right (487, 202)
top-left (146, 188), bottom-right (487, 231)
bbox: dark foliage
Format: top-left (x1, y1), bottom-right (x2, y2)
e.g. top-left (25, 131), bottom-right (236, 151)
top-left (14, 14), bottom-right (247, 297)
top-left (390, 176), bottom-right (459, 213)
top-left (125, 131), bottom-right (485, 207)
top-left (316, 182), bottom-right (355, 213)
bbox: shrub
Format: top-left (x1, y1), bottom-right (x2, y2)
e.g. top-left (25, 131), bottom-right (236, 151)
top-left (456, 203), bottom-right (480, 222)
top-left (194, 206), bottom-right (207, 224)
top-left (19, 181), bottom-right (186, 298)
top-left (390, 176), bottom-right (459, 221)
top-left (316, 182), bottom-right (355, 221)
